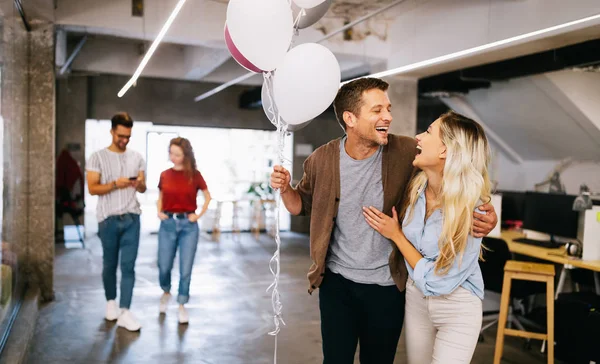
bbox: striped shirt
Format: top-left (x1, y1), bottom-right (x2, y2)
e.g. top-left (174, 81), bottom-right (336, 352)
top-left (87, 148), bottom-right (146, 222)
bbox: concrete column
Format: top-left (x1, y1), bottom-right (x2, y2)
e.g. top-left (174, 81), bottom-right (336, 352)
top-left (28, 23), bottom-right (56, 301)
top-left (1, 17), bottom-right (56, 301)
top-left (385, 76), bottom-right (418, 137)
top-left (2, 12), bottom-right (31, 293)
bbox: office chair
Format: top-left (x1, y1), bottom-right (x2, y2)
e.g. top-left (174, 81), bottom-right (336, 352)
top-left (55, 187), bottom-right (85, 247)
top-left (479, 237), bottom-right (548, 346)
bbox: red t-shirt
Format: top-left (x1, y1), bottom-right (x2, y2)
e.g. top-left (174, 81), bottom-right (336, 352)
top-left (159, 168), bottom-right (208, 213)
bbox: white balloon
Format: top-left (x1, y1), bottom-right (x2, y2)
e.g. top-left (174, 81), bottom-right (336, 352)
top-left (273, 43), bottom-right (340, 125)
top-left (293, 0), bottom-right (327, 9)
top-left (287, 119), bottom-right (313, 132)
top-left (262, 83), bottom-right (313, 131)
top-left (227, 0), bottom-right (294, 72)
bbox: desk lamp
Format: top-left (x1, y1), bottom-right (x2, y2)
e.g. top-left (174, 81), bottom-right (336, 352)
top-left (572, 184), bottom-right (595, 212)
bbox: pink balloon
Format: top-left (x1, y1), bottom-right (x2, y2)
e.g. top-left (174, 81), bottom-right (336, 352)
top-left (225, 25), bottom-right (263, 74)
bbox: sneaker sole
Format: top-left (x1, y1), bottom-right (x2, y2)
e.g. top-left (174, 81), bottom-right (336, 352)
top-left (117, 324), bottom-right (141, 332)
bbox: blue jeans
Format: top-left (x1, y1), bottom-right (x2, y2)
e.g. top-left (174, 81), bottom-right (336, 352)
top-left (158, 218), bottom-right (199, 304)
top-left (98, 213), bottom-right (141, 309)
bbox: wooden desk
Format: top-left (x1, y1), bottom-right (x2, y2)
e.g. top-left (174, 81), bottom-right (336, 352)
top-left (502, 230), bottom-right (600, 272)
top-left (501, 230), bottom-right (600, 295)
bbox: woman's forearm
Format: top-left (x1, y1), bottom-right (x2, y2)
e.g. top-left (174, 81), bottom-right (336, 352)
top-left (391, 231), bottom-right (423, 269)
top-left (198, 190), bottom-right (212, 217)
top-left (157, 191), bottom-right (163, 213)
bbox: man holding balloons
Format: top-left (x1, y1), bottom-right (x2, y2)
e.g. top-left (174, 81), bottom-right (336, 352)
top-left (270, 77), bottom-right (498, 363)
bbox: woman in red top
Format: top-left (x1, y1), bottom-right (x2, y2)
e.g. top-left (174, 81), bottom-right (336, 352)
top-left (157, 137), bottom-right (211, 324)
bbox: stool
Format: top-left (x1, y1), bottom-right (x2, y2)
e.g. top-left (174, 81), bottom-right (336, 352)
top-left (211, 201), bottom-right (222, 242)
top-left (230, 201), bottom-right (241, 242)
top-left (494, 260), bottom-right (555, 364)
top-left (250, 200), bottom-right (263, 239)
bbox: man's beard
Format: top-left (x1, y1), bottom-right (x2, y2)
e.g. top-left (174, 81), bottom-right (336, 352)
top-left (358, 131), bottom-right (387, 147)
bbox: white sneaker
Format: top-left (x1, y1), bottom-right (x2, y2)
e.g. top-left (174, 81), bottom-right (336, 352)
top-left (117, 310), bottom-right (142, 332)
top-left (105, 300), bottom-right (120, 321)
top-left (178, 306), bottom-right (189, 324)
top-left (159, 293), bottom-right (171, 314)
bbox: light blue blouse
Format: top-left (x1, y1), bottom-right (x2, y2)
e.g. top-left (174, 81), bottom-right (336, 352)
top-left (403, 185), bottom-right (484, 300)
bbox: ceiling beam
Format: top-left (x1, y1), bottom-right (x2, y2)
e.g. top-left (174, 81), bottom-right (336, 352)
top-left (59, 35), bottom-right (87, 75)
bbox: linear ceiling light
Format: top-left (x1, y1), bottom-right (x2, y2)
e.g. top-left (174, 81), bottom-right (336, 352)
top-left (118, 0), bottom-right (188, 98)
top-left (348, 12), bottom-right (600, 83)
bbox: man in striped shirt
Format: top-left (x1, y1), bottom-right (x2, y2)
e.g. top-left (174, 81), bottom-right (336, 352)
top-left (86, 112), bottom-right (147, 332)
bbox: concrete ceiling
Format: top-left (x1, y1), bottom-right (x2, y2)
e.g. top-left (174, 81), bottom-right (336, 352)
top-left (54, 0), bottom-right (396, 84)
top-left (49, 0), bottom-right (600, 88)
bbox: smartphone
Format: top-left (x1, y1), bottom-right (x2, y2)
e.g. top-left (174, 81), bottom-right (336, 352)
top-left (129, 176), bottom-right (138, 181)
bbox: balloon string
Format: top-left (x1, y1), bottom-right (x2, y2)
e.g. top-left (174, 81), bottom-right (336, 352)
top-left (292, 8), bottom-right (306, 30)
top-left (263, 73), bottom-right (277, 127)
top-left (263, 73), bottom-right (291, 166)
top-left (265, 72), bottom-right (288, 364)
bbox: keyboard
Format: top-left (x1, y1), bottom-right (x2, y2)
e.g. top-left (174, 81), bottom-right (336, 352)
top-left (513, 237), bottom-right (563, 249)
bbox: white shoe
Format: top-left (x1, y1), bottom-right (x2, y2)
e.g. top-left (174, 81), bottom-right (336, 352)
top-left (117, 310), bottom-right (142, 332)
top-left (178, 306), bottom-right (189, 324)
top-left (159, 293), bottom-right (171, 314)
top-left (105, 300), bottom-right (120, 321)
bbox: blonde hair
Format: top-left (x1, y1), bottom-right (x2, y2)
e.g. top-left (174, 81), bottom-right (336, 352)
top-left (404, 111), bottom-right (492, 275)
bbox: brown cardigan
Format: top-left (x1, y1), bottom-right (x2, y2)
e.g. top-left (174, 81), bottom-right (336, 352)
top-left (295, 134), bottom-right (417, 294)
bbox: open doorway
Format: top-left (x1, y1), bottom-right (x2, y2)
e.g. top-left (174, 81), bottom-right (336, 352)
top-left (85, 120), bottom-right (293, 236)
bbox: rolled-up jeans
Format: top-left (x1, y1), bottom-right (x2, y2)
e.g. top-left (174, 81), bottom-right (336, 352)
top-left (157, 217), bottom-right (199, 304)
top-left (405, 278), bottom-right (483, 364)
top-left (98, 213), bottom-right (141, 309)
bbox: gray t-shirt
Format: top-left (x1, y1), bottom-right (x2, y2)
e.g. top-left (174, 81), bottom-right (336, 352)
top-left (87, 148), bottom-right (146, 222)
top-left (326, 137), bottom-right (395, 286)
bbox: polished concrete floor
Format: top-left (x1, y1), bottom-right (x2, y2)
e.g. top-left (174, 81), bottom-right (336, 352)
top-left (26, 231), bottom-right (552, 363)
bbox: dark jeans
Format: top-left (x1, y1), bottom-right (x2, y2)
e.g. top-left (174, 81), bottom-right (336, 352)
top-left (319, 270), bottom-right (405, 364)
top-left (98, 213), bottom-right (141, 309)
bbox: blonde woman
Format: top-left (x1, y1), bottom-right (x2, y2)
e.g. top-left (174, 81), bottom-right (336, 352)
top-left (362, 111), bottom-right (491, 364)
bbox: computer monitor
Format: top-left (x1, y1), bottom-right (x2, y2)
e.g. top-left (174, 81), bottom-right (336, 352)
top-left (522, 192), bottom-right (579, 240)
top-left (499, 190), bottom-right (526, 222)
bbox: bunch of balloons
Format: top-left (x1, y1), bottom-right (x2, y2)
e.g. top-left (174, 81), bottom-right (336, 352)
top-left (225, 0), bottom-right (341, 131)
top-left (225, 2), bottom-right (339, 362)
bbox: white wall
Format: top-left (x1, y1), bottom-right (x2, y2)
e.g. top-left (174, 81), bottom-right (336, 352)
top-left (491, 145), bottom-right (600, 195)
top-left (545, 70), bottom-right (600, 131)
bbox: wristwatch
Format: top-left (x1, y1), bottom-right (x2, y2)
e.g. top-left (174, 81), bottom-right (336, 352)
top-left (112, 181), bottom-right (117, 190)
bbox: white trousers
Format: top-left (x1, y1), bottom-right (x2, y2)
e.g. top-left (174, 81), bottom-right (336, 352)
top-left (405, 278), bottom-right (482, 364)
